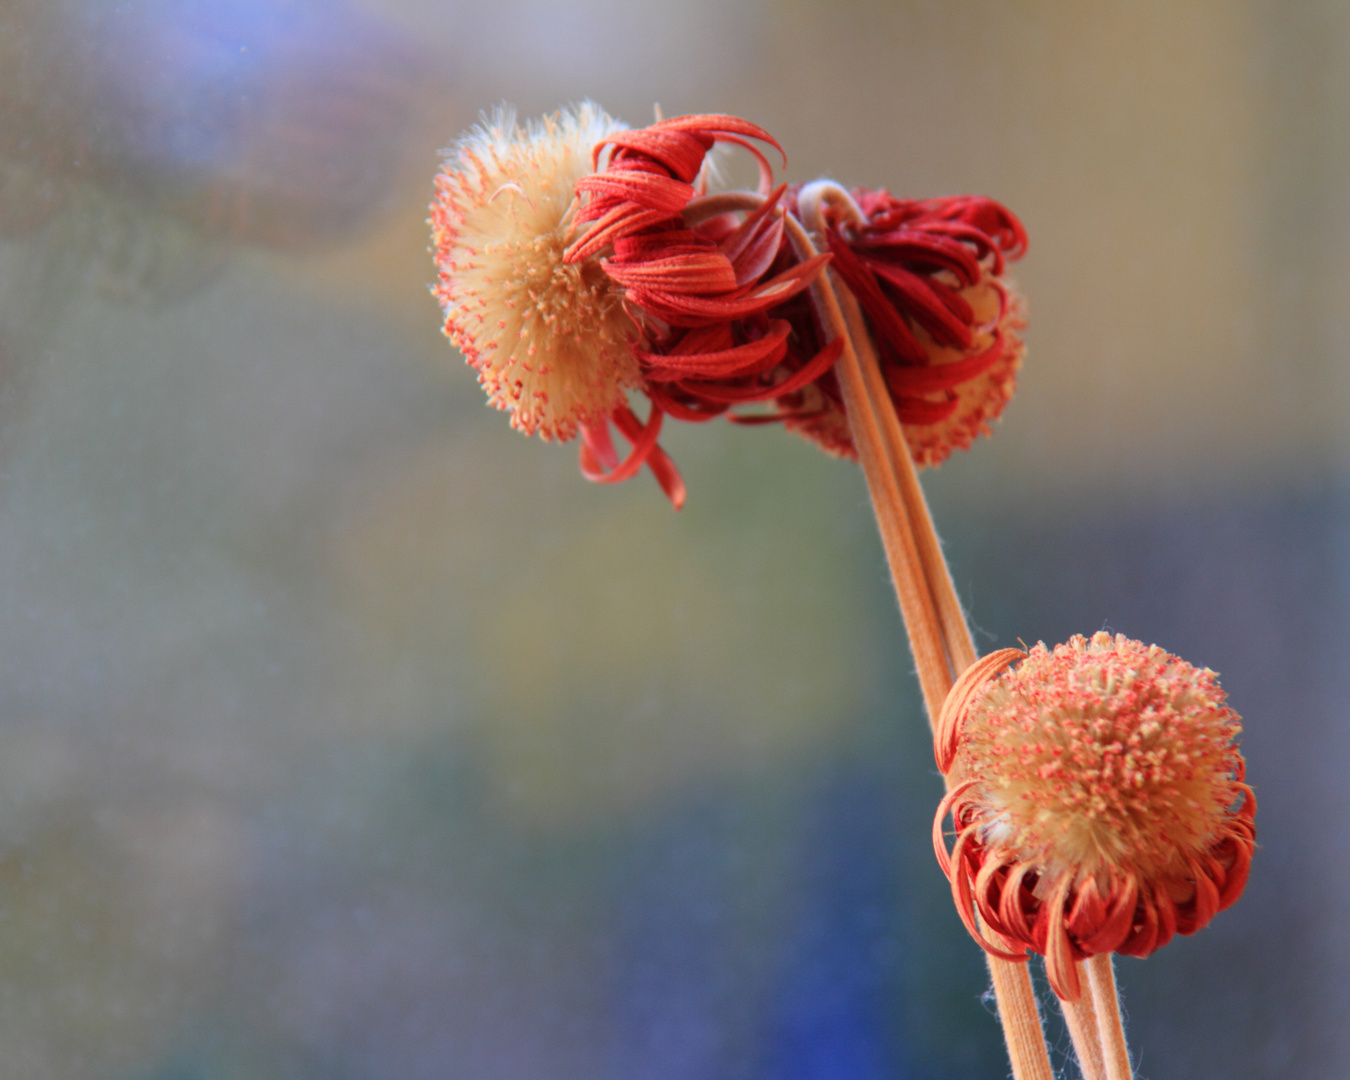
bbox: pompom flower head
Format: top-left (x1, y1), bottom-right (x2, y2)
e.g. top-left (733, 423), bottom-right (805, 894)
top-left (430, 103), bottom-right (639, 441)
top-left (933, 632), bottom-right (1255, 1000)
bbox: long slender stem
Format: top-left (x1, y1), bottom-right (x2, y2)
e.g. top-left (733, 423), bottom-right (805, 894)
top-left (785, 203), bottom-right (1053, 1080)
top-left (835, 282), bottom-right (977, 674)
top-left (798, 182), bottom-right (975, 674)
top-left (1061, 978), bottom-right (1108, 1080)
top-left (835, 233), bottom-right (1108, 1080)
top-left (801, 181), bottom-right (1145, 1080)
top-left (785, 224), bottom-right (953, 716)
top-left (1085, 954), bottom-right (1134, 1080)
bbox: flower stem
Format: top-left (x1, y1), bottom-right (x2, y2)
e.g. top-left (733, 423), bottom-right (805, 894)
top-left (786, 194), bottom-right (1053, 1080)
top-left (1061, 978), bottom-right (1108, 1080)
top-left (1085, 954), bottom-right (1134, 1080)
top-left (784, 217), bottom-right (952, 716)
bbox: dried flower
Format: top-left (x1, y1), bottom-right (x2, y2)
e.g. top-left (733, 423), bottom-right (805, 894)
top-left (431, 106), bottom-right (837, 507)
top-left (563, 114), bottom-right (836, 492)
top-left (430, 103), bottom-right (639, 442)
top-left (933, 633), bottom-right (1255, 1001)
top-left (430, 104), bottom-right (1029, 506)
top-left (778, 190), bottom-right (1027, 468)
top-left (568, 113), bottom-right (782, 263)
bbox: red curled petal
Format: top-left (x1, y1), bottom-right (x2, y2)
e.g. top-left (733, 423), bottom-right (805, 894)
top-left (932, 779), bottom-right (979, 877)
top-left (870, 263), bottom-right (975, 348)
top-left (673, 336), bottom-right (841, 406)
top-left (1078, 873), bottom-right (1138, 955)
top-left (998, 862), bottom-right (1038, 946)
top-left (645, 381), bottom-right (731, 423)
top-left (884, 333), bottom-right (1005, 396)
top-left (639, 441), bottom-right (687, 508)
top-left (759, 337), bottom-right (844, 397)
top-left (574, 169), bottom-right (694, 214)
top-left (1184, 855), bottom-right (1222, 934)
top-left (1044, 879), bottom-right (1082, 1001)
top-left (579, 418), bottom-right (620, 470)
top-left (1151, 884), bottom-right (1179, 953)
top-left (825, 230), bottom-right (928, 364)
top-left (707, 131), bottom-right (776, 195)
top-left (892, 395), bottom-right (960, 426)
top-left (1066, 876), bottom-right (1108, 945)
top-left (578, 403), bottom-right (685, 509)
top-left (566, 205), bottom-right (672, 262)
top-left (1214, 806), bottom-right (1255, 911)
top-left (860, 230), bottom-right (984, 288)
top-left (716, 185), bottom-right (787, 285)
top-left (598, 127), bottom-right (714, 180)
top-left (611, 227), bottom-right (712, 258)
top-left (604, 249), bottom-right (739, 296)
top-left (934, 648), bottom-right (1024, 773)
top-left (649, 114), bottom-right (786, 170)
top-left (936, 195), bottom-right (1028, 260)
top-left (973, 855), bottom-right (1013, 930)
top-left (607, 254), bottom-right (739, 296)
top-left (1119, 894), bottom-right (1159, 958)
top-left (622, 251), bottom-right (829, 327)
top-left (948, 827), bottom-right (987, 947)
top-left (638, 323), bottom-right (792, 381)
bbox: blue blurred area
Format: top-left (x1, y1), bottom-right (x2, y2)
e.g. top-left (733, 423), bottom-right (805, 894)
top-left (98, 0), bottom-right (316, 174)
top-left (90, 0), bottom-right (415, 184)
top-left (755, 770), bottom-right (903, 1080)
top-left (1, 0), bottom-right (429, 250)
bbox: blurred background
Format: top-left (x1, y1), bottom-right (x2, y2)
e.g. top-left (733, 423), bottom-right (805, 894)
top-left (0, 0), bottom-right (1345, 1077)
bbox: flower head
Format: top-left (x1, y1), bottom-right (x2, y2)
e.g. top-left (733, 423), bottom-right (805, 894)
top-left (568, 116), bottom-right (829, 332)
top-left (430, 103), bottom-right (639, 441)
top-left (778, 190), bottom-right (1028, 468)
top-left (431, 105), bottom-right (836, 508)
top-left (559, 114), bottom-right (835, 497)
top-left (933, 633), bottom-right (1255, 1000)
top-left (430, 104), bottom-right (1029, 504)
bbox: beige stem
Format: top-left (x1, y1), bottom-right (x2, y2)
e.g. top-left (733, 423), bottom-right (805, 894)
top-left (782, 216), bottom-right (952, 716)
top-left (797, 181), bottom-right (977, 672)
top-left (785, 201), bottom-right (1052, 1080)
top-left (1085, 954), bottom-right (1134, 1080)
top-left (1061, 978), bottom-right (1108, 1080)
top-left (836, 283), bottom-right (976, 673)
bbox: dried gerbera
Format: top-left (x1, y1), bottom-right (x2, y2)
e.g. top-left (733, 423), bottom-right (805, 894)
top-left (430, 103), bottom-right (639, 442)
top-left (432, 106), bottom-right (835, 507)
top-left (778, 189), bottom-right (1028, 468)
top-left (933, 633), bottom-right (1255, 1001)
top-left (563, 115), bottom-right (834, 490)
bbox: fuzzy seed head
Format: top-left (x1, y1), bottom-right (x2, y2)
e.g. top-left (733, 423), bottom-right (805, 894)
top-left (955, 632), bottom-right (1244, 886)
top-left (430, 103), bottom-right (640, 441)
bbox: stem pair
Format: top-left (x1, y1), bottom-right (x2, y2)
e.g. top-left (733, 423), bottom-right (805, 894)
top-left (787, 182), bottom-right (1133, 1080)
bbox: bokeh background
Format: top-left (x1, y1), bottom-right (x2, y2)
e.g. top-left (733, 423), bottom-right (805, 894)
top-left (0, 1), bottom-right (1345, 1077)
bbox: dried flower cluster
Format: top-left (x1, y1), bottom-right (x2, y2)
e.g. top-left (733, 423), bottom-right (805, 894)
top-left (934, 633), bottom-right (1255, 1000)
top-left (430, 102), bottom-right (1258, 1079)
top-left (430, 102), bottom-right (1027, 505)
